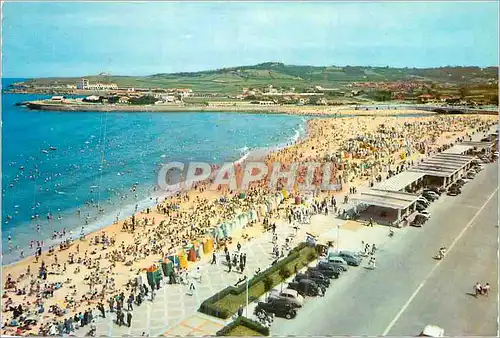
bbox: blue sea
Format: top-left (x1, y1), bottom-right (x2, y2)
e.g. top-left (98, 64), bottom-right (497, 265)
top-left (1, 78), bottom-right (307, 264)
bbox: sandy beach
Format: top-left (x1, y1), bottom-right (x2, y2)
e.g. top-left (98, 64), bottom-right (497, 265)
top-left (2, 112), bottom-right (497, 336)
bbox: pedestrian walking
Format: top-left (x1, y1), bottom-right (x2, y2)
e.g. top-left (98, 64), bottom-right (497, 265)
top-left (482, 283), bottom-right (490, 296)
top-left (188, 279), bottom-right (196, 296)
top-left (127, 294), bottom-right (134, 311)
top-left (97, 302), bottom-right (105, 318)
top-left (116, 310), bottom-right (123, 326)
top-left (474, 282), bottom-right (482, 297)
top-left (211, 252), bottom-right (217, 264)
top-left (127, 312), bottom-right (132, 327)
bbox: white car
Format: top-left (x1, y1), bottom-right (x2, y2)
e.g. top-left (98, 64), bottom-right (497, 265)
top-left (421, 325), bottom-right (444, 337)
top-left (268, 288), bottom-right (304, 307)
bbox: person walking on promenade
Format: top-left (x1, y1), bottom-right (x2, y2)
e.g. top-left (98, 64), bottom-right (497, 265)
top-left (127, 294), bottom-right (134, 311)
top-left (474, 282), bottom-right (482, 297)
top-left (97, 302), bottom-right (105, 318)
top-left (211, 252), bottom-right (217, 265)
top-left (126, 312), bottom-right (132, 327)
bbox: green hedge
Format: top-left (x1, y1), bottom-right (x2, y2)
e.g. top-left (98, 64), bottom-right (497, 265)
top-left (199, 242), bottom-right (315, 319)
top-left (216, 316), bottom-right (270, 336)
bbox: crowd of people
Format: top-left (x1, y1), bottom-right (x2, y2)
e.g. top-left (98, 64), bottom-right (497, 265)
top-left (2, 114), bottom-right (497, 336)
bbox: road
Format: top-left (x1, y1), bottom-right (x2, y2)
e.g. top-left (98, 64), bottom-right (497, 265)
top-left (271, 162), bottom-right (498, 336)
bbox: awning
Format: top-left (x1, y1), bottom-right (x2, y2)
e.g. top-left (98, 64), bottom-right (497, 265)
top-left (442, 145), bottom-right (473, 154)
top-left (375, 171), bottom-right (425, 192)
top-left (353, 189), bottom-right (420, 210)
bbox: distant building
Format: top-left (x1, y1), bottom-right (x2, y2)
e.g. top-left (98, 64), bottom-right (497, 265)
top-left (418, 94), bottom-right (434, 103)
top-left (176, 89), bottom-right (193, 98)
top-left (317, 98), bottom-right (328, 105)
top-left (77, 78), bottom-right (89, 90)
top-left (77, 78), bottom-right (118, 91)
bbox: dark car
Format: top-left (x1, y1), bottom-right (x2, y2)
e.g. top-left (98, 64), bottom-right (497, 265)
top-left (306, 266), bottom-right (339, 281)
top-left (255, 299), bottom-right (297, 319)
top-left (447, 189), bottom-right (459, 196)
top-left (411, 214), bottom-right (428, 227)
top-left (424, 187), bottom-right (442, 195)
top-left (416, 203), bottom-right (427, 212)
top-left (288, 279), bottom-right (324, 297)
top-left (318, 260), bottom-right (344, 275)
top-left (422, 193), bottom-right (437, 202)
top-left (295, 271), bottom-right (330, 288)
top-left (337, 251), bottom-right (362, 266)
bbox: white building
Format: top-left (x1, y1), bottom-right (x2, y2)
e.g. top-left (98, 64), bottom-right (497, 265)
top-left (77, 78), bottom-right (118, 91)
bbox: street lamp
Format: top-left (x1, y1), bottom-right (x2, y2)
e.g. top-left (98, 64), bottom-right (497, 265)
top-left (245, 274), bottom-right (249, 317)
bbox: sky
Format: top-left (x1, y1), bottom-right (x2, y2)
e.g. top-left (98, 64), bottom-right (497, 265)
top-left (1, 1), bottom-right (499, 78)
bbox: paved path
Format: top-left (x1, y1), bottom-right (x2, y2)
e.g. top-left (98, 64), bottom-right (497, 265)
top-left (271, 161), bottom-right (498, 336)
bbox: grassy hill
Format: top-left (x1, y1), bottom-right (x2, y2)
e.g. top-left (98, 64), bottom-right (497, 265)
top-left (20, 62), bottom-right (499, 95)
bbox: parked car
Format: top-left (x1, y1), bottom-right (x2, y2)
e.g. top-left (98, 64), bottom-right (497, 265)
top-left (416, 198), bottom-right (430, 206)
top-left (422, 193), bottom-right (437, 202)
top-left (420, 325), bottom-right (444, 337)
top-left (311, 262), bottom-right (341, 278)
top-left (471, 164), bottom-right (484, 172)
top-left (255, 299), bottom-right (297, 319)
top-left (419, 210), bottom-right (431, 218)
top-left (268, 288), bottom-right (304, 308)
top-left (423, 191), bottom-right (439, 199)
top-left (447, 189), bottom-right (459, 196)
top-left (416, 203), bottom-right (427, 212)
top-left (295, 272), bottom-right (330, 288)
top-left (325, 256), bottom-right (349, 271)
top-left (287, 279), bottom-right (323, 297)
top-left (411, 214), bottom-right (428, 227)
top-left (466, 171), bottom-right (476, 179)
top-left (423, 187), bottom-right (442, 196)
top-left (337, 251), bottom-right (362, 266)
